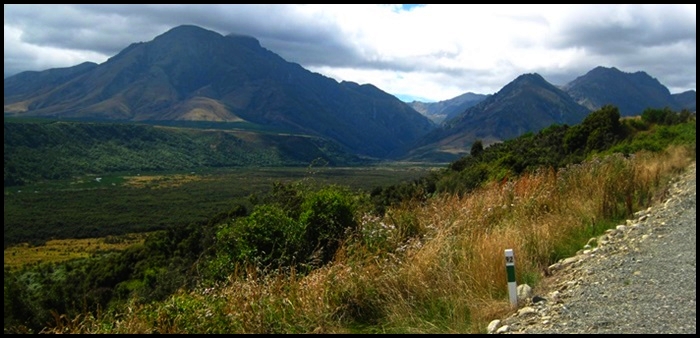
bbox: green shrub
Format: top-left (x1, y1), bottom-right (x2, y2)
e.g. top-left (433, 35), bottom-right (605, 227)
top-left (299, 185), bottom-right (359, 265)
top-left (214, 204), bottom-right (304, 272)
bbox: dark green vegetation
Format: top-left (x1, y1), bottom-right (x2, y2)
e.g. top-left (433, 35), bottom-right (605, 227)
top-left (4, 117), bottom-right (386, 247)
top-left (4, 163), bottom-right (434, 248)
top-left (207, 184), bottom-right (361, 280)
top-left (4, 118), bottom-right (370, 187)
top-left (4, 105), bottom-right (695, 333)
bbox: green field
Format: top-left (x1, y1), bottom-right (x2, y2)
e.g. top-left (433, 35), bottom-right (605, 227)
top-left (4, 164), bottom-right (441, 248)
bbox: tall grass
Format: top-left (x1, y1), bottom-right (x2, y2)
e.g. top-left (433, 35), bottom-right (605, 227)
top-left (47, 145), bottom-right (694, 333)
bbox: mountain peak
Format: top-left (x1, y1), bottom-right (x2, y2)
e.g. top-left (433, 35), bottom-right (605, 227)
top-left (509, 73), bottom-right (549, 86)
top-left (154, 24), bottom-right (223, 42)
top-left (164, 24), bottom-right (216, 35)
top-left (564, 66), bottom-right (674, 115)
top-left (226, 33), bottom-right (261, 49)
top-left (587, 66), bottom-right (651, 79)
top-left (515, 72), bottom-right (545, 80)
top-left (497, 72), bottom-right (551, 95)
top-left (156, 25), bottom-right (262, 49)
top-left (591, 65), bottom-right (620, 73)
top-left (408, 70), bottom-right (589, 162)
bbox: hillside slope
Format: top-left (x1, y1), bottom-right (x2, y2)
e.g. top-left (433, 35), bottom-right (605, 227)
top-left (491, 162), bottom-right (697, 334)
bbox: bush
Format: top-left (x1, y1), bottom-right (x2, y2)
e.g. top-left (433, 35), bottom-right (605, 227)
top-left (299, 185), bottom-right (359, 265)
top-left (214, 204), bottom-right (303, 271)
top-left (641, 107), bottom-right (691, 126)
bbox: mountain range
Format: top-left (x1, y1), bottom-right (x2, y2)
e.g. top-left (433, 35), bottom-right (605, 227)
top-left (404, 67), bottom-right (695, 161)
top-left (3, 25), bottom-right (433, 159)
top-left (407, 92), bottom-right (488, 125)
top-left (406, 73), bottom-right (591, 161)
top-left (4, 24), bottom-right (696, 162)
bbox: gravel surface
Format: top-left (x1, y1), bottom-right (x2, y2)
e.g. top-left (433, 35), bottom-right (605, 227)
top-left (490, 161), bottom-right (696, 334)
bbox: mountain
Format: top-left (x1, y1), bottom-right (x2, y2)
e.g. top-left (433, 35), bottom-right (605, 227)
top-left (408, 92), bottom-right (488, 125)
top-left (3, 25), bottom-right (435, 159)
top-left (672, 90), bottom-right (696, 112)
top-left (405, 73), bottom-right (590, 162)
top-left (4, 61), bottom-right (98, 105)
top-left (562, 66), bottom-right (681, 116)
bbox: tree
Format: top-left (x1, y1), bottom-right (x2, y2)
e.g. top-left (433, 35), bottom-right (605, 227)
top-left (470, 139), bottom-right (484, 158)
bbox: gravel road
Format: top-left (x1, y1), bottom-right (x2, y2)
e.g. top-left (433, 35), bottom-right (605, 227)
top-left (490, 161), bottom-right (696, 334)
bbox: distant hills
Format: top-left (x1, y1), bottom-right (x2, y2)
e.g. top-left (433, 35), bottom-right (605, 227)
top-left (406, 73), bottom-right (591, 161)
top-left (406, 66), bottom-right (695, 161)
top-left (4, 25), bottom-right (696, 164)
top-left (672, 90), bottom-right (697, 112)
top-left (407, 92), bottom-right (488, 124)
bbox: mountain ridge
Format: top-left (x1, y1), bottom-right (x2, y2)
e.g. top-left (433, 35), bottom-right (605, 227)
top-left (3, 24), bottom-right (435, 159)
top-left (404, 73), bottom-right (591, 161)
top-left (4, 25), bottom-right (695, 163)
top-left (562, 66), bottom-right (677, 116)
top-left (404, 66), bottom-right (694, 161)
top-left (407, 92), bottom-right (488, 125)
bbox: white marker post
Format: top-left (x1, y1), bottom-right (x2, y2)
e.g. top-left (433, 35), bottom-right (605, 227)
top-left (505, 249), bottom-right (517, 308)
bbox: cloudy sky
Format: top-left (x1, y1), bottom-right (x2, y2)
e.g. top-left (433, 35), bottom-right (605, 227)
top-left (4, 4), bottom-right (696, 102)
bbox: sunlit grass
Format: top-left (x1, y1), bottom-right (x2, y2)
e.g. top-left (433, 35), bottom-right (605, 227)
top-left (4, 233), bottom-right (150, 270)
top-left (122, 173), bottom-right (208, 189)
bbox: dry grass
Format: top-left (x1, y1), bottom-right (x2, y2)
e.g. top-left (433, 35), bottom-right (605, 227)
top-left (4, 233), bottom-right (149, 270)
top-left (122, 173), bottom-right (208, 189)
top-left (177, 97), bottom-right (245, 122)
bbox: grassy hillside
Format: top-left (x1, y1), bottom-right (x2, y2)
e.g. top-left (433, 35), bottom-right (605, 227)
top-left (4, 118), bottom-right (370, 187)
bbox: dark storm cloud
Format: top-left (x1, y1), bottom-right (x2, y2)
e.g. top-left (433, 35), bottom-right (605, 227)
top-left (93, 4), bottom-right (363, 70)
top-left (3, 4), bottom-right (695, 99)
top-left (553, 5), bottom-right (695, 53)
top-left (4, 5), bottom-right (157, 56)
top-left (546, 5), bottom-right (696, 93)
top-left (4, 4), bottom-right (361, 76)
top-left (6, 3), bottom-right (417, 73)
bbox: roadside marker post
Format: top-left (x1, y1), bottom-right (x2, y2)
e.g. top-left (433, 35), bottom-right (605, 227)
top-left (505, 249), bottom-right (517, 308)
